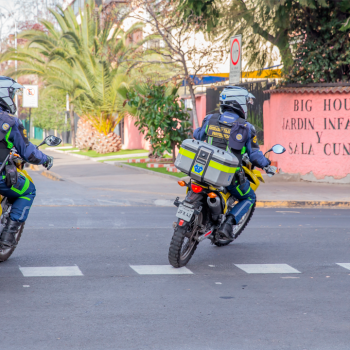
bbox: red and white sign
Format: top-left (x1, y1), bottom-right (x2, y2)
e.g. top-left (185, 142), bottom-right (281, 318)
top-left (229, 35), bottom-right (242, 84)
top-left (23, 85), bottom-right (39, 108)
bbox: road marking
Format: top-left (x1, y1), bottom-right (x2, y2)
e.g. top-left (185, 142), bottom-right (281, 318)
top-left (97, 199), bottom-right (131, 206)
top-left (336, 263), bottom-right (350, 271)
top-left (235, 264), bottom-right (301, 274)
top-left (130, 265), bottom-right (193, 275)
top-left (215, 282), bottom-right (222, 285)
top-left (154, 199), bottom-right (174, 206)
top-left (90, 187), bottom-right (181, 196)
top-left (23, 285), bottom-right (30, 287)
top-left (19, 266), bottom-right (84, 277)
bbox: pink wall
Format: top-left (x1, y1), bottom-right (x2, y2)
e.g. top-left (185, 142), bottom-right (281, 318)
top-left (123, 114), bottom-right (150, 150)
top-left (123, 95), bottom-right (207, 151)
top-left (195, 94), bottom-right (207, 126)
top-left (264, 92), bottom-right (350, 179)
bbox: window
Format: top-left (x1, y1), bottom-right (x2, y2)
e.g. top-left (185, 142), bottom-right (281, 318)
top-left (72, 0), bottom-right (80, 15)
top-left (148, 39), bottom-right (160, 50)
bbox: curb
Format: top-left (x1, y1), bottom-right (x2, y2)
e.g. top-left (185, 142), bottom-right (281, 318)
top-left (29, 164), bottom-right (39, 171)
top-left (40, 170), bottom-right (64, 181)
top-left (256, 201), bottom-right (350, 208)
top-left (115, 163), bottom-right (185, 181)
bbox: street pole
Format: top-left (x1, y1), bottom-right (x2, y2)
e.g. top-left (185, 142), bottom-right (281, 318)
top-left (15, 20), bottom-right (17, 116)
top-left (28, 108), bottom-right (31, 140)
top-left (65, 93), bottom-right (69, 144)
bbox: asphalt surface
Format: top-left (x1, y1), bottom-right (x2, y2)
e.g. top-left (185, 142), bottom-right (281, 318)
top-left (1, 154), bottom-right (350, 350)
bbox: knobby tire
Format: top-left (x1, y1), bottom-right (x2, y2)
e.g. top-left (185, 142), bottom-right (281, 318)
top-left (168, 224), bottom-right (198, 268)
top-left (0, 199), bottom-right (25, 262)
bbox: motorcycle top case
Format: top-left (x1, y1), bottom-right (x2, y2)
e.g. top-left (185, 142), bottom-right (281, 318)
top-left (175, 139), bottom-right (239, 187)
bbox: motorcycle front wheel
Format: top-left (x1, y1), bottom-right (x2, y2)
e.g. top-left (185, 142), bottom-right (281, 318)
top-left (0, 199), bottom-right (25, 262)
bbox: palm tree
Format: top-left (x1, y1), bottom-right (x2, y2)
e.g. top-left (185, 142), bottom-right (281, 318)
top-left (1, 0), bottom-right (149, 149)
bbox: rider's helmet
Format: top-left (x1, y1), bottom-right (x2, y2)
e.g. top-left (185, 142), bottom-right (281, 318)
top-left (0, 76), bottom-right (25, 114)
top-left (219, 86), bottom-right (255, 119)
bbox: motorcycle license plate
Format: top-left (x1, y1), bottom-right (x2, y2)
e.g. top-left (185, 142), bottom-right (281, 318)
top-left (176, 205), bottom-right (194, 222)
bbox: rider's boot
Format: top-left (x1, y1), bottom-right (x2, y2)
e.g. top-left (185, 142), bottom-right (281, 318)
top-left (218, 214), bottom-right (236, 239)
top-left (0, 219), bottom-right (21, 248)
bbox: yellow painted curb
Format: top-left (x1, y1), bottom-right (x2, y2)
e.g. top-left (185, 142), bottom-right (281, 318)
top-left (256, 201), bottom-right (350, 208)
top-left (29, 164), bottom-right (39, 171)
top-left (40, 171), bottom-right (63, 181)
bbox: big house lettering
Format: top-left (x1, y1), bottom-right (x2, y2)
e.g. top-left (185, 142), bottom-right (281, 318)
top-left (282, 99), bottom-right (350, 157)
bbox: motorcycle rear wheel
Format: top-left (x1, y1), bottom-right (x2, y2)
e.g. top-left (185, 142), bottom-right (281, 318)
top-left (214, 202), bottom-right (256, 247)
top-left (168, 217), bottom-right (201, 268)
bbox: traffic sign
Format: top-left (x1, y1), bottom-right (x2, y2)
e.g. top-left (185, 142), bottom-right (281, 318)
top-left (23, 85), bottom-right (39, 108)
top-left (229, 35), bottom-right (242, 84)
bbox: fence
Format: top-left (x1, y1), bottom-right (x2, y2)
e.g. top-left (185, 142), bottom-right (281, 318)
top-left (22, 113), bottom-right (79, 144)
top-left (205, 80), bottom-right (276, 144)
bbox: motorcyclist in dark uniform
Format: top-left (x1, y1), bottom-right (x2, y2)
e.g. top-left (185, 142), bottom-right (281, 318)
top-left (193, 86), bottom-right (275, 239)
top-left (0, 77), bottom-right (53, 250)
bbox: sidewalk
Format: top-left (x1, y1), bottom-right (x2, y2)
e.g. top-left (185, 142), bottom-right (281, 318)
top-left (49, 148), bottom-right (149, 161)
top-left (36, 149), bottom-right (350, 208)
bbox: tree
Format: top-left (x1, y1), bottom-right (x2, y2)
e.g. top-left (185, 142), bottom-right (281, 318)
top-left (11, 0), bottom-right (64, 29)
top-left (31, 89), bottom-right (68, 132)
top-left (286, 1), bottom-right (350, 84)
top-left (127, 83), bottom-right (192, 162)
top-left (0, 0), bottom-right (150, 150)
top-left (177, 0), bottom-right (328, 72)
top-left (131, 0), bottom-right (227, 128)
top-left (178, 0), bottom-right (220, 32)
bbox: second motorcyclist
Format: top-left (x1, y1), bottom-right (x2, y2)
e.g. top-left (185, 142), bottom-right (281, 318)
top-left (0, 76), bottom-right (53, 251)
top-left (193, 86), bottom-right (275, 239)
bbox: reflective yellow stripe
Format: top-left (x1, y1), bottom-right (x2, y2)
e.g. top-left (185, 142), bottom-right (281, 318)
top-left (179, 148), bottom-right (195, 159)
top-left (11, 177), bottom-right (30, 195)
top-left (209, 160), bottom-right (238, 174)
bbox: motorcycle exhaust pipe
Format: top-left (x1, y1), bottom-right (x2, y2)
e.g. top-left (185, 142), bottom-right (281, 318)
top-left (207, 196), bottom-right (222, 221)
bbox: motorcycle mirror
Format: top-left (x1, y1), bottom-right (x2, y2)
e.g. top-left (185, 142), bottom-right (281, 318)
top-left (271, 144), bottom-right (286, 154)
top-left (44, 135), bottom-right (62, 147)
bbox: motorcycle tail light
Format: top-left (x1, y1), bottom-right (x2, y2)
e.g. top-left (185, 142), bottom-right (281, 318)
top-left (191, 184), bottom-right (203, 193)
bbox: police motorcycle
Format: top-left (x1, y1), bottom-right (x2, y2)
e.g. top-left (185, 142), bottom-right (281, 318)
top-left (0, 135), bottom-right (61, 262)
top-left (168, 140), bottom-right (286, 268)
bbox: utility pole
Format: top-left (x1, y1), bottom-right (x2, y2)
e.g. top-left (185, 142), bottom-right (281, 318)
top-left (15, 20), bottom-right (18, 116)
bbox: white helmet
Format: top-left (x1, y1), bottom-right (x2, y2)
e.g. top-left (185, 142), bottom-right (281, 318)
top-left (219, 86), bottom-right (255, 119)
top-left (0, 76), bottom-right (24, 114)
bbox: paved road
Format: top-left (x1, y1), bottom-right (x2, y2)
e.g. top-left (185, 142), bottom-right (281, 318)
top-left (1, 154), bottom-right (350, 350)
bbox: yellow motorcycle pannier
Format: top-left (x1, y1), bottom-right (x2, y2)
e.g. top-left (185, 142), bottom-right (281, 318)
top-left (175, 139), bottom-right (239, 187)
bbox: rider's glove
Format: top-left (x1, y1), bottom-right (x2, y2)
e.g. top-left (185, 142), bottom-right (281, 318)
top-left (263, 165), bottom-right (277, 177)
top-left (43, 155), bottom-right (54, 170)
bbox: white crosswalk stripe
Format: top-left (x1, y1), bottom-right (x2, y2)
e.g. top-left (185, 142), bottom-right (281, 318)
top-left (9, 263), bottom-right (350, 277)
top-left (235, 264), bottom-right (301, 274)
top-left (130, 265), bottom-right (193, 275)
top-left (19, 266), bottom-right (84, 277)
top-left (336, 263), bottom-right (350, 271)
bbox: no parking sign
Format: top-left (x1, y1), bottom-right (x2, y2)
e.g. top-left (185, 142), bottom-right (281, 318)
top-left (229, 35), bottom-right (242, 84)
top-left (23, 85), bottom-right (39, 108)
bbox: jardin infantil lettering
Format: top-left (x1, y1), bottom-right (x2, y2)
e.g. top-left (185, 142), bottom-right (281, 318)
top-left (282, 99), bottom-right (350, 157)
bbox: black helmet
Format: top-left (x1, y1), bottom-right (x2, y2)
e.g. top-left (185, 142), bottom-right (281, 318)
top-left (0, 76), bottom-right (24, 114)
top-left (220, 100), bottom-right (246, 119)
